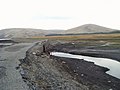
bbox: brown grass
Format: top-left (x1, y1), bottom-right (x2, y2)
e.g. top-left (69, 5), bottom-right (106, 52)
top-left (30, 33), bottom-right (120, 41)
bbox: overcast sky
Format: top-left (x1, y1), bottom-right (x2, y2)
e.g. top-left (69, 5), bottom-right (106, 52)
top-left (0, 0), bottom-right (120, 30)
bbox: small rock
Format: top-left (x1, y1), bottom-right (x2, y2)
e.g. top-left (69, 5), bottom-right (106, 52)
top-left (81, 74), bottom-right (84, 77)
top-left (20, 69), bottom-right (25, 75)
top-left (61, 61), bottom-right (66, 64)
top-left (73, 70), bottom-right (76, 72)
top-left (76, 73), bottom-right (78, 76)
top-left (108, 81), bottom-right (111, 83)
top-left (32, 52), bottom-right (36, 55)
top-left (74, 77), bottom-right (76, 80)
top-left (15, 66), bottom-right (20, 70)
top-left (72, 43), bottom-right (75, 45)
top-left (46, 85), bottom-right (51, 89)
top-left (109, 89), bottom-right (113, 90)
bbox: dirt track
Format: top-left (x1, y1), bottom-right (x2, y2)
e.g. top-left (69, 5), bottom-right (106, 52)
top-left (0, 43), bottom-right (34, 90)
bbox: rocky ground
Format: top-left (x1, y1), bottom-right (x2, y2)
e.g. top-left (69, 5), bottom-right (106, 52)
top-left (51, 41), bottom-right (120, 62)
top-left (51, 56), bottom-right (120, 90)
top-left (0, 40), bottom-right (120, 90)
top-left (19, 41), bottom-right (89, 90)
top-left (19, 40), bottom-right (120, 90)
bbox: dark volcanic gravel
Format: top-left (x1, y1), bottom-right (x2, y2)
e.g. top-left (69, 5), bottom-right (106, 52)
top-left (51, 56), bottom-right (120, 90)
top-left (51, 42), bottom-right (120, 62)
top-left (19, 40), bottom-right (120, 90)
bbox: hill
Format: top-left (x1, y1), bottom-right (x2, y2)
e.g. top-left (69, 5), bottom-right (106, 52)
top-left (0, 28), bottom-right (63, 38)
top-left (64, 24), bottom-right (118, 34)
top-left (0, 24), bottom-right (120, 38)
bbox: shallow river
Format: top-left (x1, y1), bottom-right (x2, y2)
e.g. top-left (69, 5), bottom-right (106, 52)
top-left (51, 52), bottom-right (120, 79)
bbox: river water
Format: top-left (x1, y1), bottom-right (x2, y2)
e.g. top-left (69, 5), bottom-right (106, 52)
top-left (0, 39), bottom-right (13, 46)
top-left (51, 52), bottom-right (120, 79)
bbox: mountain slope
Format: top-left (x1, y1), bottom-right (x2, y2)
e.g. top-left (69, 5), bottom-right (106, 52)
top-left (65, 24), bottom-right (118, 34)
top-left (0, 28), bottom-right (63, 38)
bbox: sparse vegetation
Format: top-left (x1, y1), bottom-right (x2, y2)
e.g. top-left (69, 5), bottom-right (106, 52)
top-left (31, 33), bottom-right (120, 40)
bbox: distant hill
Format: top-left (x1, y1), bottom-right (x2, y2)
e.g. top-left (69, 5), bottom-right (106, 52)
top-left (0, 24), bottom-right (120, 38)
top-left (64, 24), bottom-right (118, 34)
top-left (0, 28), bottom-right (63, 38)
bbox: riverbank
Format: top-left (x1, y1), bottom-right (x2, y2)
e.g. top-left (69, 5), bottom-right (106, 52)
top-left (0, 39), bottom-right (16, 48)
top-left (51, 41), bottom-right (120, 62)
top-left (19, 40), bottom-right (120, 90)
top-left (51, 52), bottom-right (120, 79)
top-left (19, 41), bottom-right (89, 90)
top-left (51, 56), bottom-right (120, 90)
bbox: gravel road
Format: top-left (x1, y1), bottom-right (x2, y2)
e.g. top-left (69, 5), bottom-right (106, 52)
top-left (0, 43), bottom-right (34, 90)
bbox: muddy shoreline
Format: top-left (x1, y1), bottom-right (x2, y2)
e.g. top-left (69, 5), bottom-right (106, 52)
top-left (51, 42), bottom-right (120, 62)
top-left (19, 40), bottom-right (120, 90)
top-left (51, 56), bottom-right (120, 90)
top-left (19, 41), bottom-right (89, 90)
